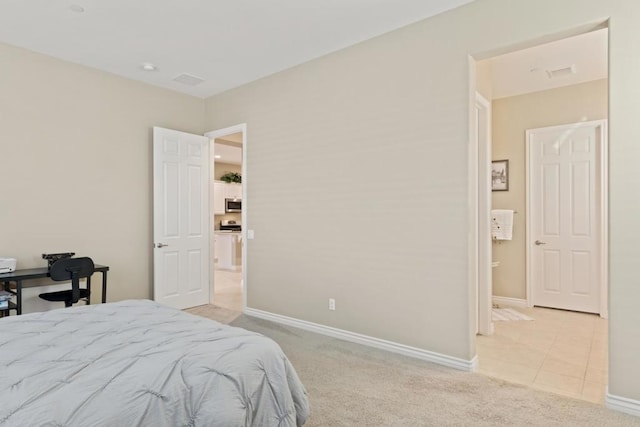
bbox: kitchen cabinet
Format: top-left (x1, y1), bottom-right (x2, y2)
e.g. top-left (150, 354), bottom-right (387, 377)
top-left (225, 183), bottom-right (242, 199)
top-left (213, 234), bottom-right (219, 262)
top-left (215, 232), bottom-right (241, 270)
top-left (212, 181), bottom-right (242, 215)
top-left (213, 181), bottom-right (226, 214)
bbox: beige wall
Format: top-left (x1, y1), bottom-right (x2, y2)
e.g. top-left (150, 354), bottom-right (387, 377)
top-left (206, 24), bottom-right (474, 360)
top-left (205, 0), bottom-right (640, 401)
top-left (0, 42), bottom-right (204, 309)
top-left (491, 79), bottom-right (608, 299)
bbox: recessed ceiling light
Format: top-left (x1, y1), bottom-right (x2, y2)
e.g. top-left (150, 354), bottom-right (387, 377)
top-left (69, 4), bottom-right (85, 13)
top-left (141, 63), bottom-right (157, 72)
top-left (214, 155), bottom-right (221, 159)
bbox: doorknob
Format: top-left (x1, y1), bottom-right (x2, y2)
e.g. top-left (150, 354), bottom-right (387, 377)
top-left (154, 243), bottom-right (169, 248)
top-left (534, 240), bottom-right (546, 246)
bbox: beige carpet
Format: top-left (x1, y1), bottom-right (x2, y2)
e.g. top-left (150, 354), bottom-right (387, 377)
top-left (188, 306), bottom-right (639, 426)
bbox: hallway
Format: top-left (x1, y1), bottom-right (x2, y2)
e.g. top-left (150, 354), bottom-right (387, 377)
top-left (213, 267), bottom-right (242, 312)
top-left (477, 306), bottom-right (607, 404)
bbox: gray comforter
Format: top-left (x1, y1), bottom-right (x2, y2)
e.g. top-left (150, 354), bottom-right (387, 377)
top-left (0, 300), bottom-right (309, 426)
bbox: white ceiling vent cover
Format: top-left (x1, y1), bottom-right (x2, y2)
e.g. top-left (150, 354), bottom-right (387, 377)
top-left (173, 73), bottom-right (205, 86)
top-left (546, 65), bottom-right (576, 79)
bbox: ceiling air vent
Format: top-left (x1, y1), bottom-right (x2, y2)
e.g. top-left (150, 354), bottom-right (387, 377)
top-left (173, 73), bottom-right (205, 86)
top-left (546, 65), bottom-right (576, 79)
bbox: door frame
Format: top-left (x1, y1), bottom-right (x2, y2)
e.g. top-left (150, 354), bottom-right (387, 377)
top-left (475, 92), bottom-right (494, 336)
top-left (468, 54), bottom-right (494, 339)
top-left (525, 119), bottom-right (608, 317)
top-left (204, 123), bottom-right (247, 312)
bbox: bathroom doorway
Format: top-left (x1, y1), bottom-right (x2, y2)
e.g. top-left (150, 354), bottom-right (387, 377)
top-left (472, 27), bottom-right (609, 403)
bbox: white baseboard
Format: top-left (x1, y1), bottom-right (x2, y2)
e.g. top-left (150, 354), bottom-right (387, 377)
top-left (243, 307), bottom-right (477, 372)
top-left (492, 296), bottom-right (528, 308)
top-left (606, 389), bottom-right (640, 417)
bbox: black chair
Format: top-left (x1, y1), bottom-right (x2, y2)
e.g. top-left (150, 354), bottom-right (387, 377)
top-left (39, 257), bottom-right (95, 307)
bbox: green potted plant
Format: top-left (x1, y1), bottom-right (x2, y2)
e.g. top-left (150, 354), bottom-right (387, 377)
top-left (220, 172), bottom-right (241, 183)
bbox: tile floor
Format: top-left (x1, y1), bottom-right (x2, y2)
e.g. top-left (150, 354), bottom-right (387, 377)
top-left (476, 305), bottom-right (608, 404)
top-left (212, 266), bottom-right (243, 312)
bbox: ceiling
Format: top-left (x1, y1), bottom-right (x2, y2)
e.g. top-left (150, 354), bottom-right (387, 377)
top-left (0, 0), bottom-right (474, 98)
top-left (214, 144), bottom-right (241, 165)
top-left (214, 132), bottom-right (242, 165)
top-left (486, 28), bottom-right (608, 99)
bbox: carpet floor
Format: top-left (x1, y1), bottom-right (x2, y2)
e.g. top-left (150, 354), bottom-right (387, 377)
top-left (189, 306), bottom-right (639, 426)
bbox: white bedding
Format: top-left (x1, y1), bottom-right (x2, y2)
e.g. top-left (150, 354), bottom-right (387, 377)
top-left (0, 300), bottom-right (309, 426)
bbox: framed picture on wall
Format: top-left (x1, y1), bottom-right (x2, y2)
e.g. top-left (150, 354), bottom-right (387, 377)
top-left (491, 160), bottom-right (509, 191)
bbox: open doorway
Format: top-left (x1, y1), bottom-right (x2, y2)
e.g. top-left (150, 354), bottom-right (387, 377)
top-left (205, 124), bottom-right (247, 317)
top-left (212, 132), bottom-right (243, 312)
top-left (471, 27), bottom-right (609, 403)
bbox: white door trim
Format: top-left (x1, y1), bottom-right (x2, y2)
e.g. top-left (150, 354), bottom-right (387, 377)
top-left (205, 124), bottom-right (248, 312)
top-left (525, 119), bottom-right (608, 316)
top-left (244, 307), bottom-right (478, 372)
top-left (475, 92), bottom-right (494, 335)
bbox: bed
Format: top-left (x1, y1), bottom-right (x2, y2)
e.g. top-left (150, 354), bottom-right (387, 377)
top-left (0, 300), bottom-right (309, 426)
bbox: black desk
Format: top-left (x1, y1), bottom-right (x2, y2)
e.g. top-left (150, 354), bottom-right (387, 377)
top-left (0, 265), bottom-right (109, 315)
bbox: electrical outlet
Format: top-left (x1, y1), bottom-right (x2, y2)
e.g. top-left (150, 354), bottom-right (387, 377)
top-left (328, 298), bottom-right (336, 311)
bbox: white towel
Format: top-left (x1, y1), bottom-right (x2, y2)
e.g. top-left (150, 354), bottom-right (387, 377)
top-left (491, 209), bottom-right (514, 240)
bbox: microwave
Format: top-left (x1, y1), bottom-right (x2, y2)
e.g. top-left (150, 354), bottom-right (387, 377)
top-left (225, 198), bottom-right (242, 213)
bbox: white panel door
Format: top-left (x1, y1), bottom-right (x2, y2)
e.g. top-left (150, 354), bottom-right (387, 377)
top-left (528, 121), bottom-right (605, 313)
top-left (153, 127), bottom-right (210, 309)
